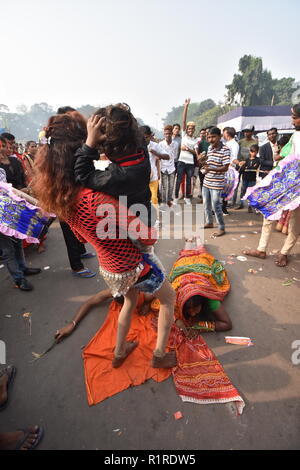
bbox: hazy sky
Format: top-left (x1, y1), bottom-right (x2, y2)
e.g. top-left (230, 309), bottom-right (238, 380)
top-left (1, 0), bottom-right (299, 128)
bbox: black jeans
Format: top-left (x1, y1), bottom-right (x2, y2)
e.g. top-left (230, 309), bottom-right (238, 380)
top-left (60, 221), bottom-right (86, 271)
top-left (175, 161), bottom-right (195, 198)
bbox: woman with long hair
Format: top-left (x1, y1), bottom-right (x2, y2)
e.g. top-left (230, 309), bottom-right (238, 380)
top-left (33, 111), bottom-right (176, 369)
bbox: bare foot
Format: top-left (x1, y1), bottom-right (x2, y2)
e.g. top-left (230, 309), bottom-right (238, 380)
top-left (275, 254), bottom-right (288, 267)
top-left (0, 426), bottom-right (43, 450)
top-left (0, 366), bottom-right (16, 408)
top-left (112, 341), bottom-right (138, 368)
top-left (243, 249), bottom-right (266, 259)
top-left (152, 351), bottom-right (177, 368)
top-left (212, 230), bottom-right (225, 237)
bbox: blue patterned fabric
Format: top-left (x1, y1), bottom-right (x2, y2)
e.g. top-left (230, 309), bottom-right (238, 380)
top-left (0, 194), bottom-right (49, 239)
top-left (134, 253), bottom-right (165, 293)
top-left (247, 158), bottom-right (300, 218)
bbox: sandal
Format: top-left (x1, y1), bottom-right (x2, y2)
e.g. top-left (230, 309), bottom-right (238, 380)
top-left (0, 365), bottom-right (16, 411)
top-left (72, 269), bottom-right (96, 278)
top-left (80, 252), bottom-right (96, 259)
top-left (15, 426), bottom-right (44, 450)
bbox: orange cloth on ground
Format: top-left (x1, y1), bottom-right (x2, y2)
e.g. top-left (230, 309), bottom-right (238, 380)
top-left (83, 294), bottom-right (171, 406)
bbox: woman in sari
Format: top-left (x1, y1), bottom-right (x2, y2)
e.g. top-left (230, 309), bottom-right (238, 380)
top-left (55, 237), bottom-right (232, 341)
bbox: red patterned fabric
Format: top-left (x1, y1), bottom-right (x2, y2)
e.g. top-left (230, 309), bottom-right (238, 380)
top-left (67, 188), bottom-right (156, 274)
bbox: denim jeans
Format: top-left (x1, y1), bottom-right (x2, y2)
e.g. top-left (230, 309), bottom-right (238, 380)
top-left (175, 161), bottom-right (195, 198)
top-left (202, 186), bottom-right (225, 230)
top-left (161, 171), bottom-right (175, 203)
top-left (0, 234), bottom-right (27, 282)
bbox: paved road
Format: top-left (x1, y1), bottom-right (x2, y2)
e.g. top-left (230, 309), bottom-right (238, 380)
top-left (1, 206), bottom-right (300, 450)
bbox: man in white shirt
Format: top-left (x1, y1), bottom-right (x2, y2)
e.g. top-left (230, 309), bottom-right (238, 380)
top-left (158, 125), bottom-right (178, 209)
top-left (223, 126), bottom-right (240, 212)
top-left (141, 126), bottom-right (169, 211)
top-left (174, 99), bottom-right (198, 205)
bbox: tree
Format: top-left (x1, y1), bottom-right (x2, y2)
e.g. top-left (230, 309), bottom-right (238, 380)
top-left (77, 104), bottom-right (98, 117)
top-left (226, 55), bottom-right (273, 106)
top-left (226, 55), bottom-right (298, 107)
top-left (0, 104), bottom-right (10, 113)
top-left (164, 99), bottom-right (216, 125)
top-left (272, 77), bottom-right (297, 105)
top-left (16, 104), bottom-right (28, 114)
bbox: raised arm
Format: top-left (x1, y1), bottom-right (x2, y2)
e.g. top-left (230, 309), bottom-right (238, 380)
top-left (182, 98), bottom-right (191, 132)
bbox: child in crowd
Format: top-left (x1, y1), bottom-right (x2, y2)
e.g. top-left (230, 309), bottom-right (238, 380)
top-left (239, 144), bottom-right (260, 213)
top-left (75, 105), bottom-right (156, 227)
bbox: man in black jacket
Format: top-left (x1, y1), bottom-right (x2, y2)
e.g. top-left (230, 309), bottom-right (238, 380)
top-left (259, 128), bottom-right (278, 178)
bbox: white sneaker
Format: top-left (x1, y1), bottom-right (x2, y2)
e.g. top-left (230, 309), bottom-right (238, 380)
top-left (154, 220), bottom-right (161, 229)
top-left (184, 198), bottom-right (192, 205)
top-left (173, 198), bottom-right (179, 205)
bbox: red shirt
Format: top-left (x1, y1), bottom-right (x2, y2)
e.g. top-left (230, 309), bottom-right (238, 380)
top-left (67, 188), bottom-right (156, 274)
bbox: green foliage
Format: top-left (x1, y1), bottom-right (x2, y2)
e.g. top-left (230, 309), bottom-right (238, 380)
top-left (164, 99), bottom-right (216, 126)
top-left (226, 55), bottom-right (296, 106)
top-left (194, 105), bottom-right (233, 131)
top-left (272, 77), bottom-right (297, 105)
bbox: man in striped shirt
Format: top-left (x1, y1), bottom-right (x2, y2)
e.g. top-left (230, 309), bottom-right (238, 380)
top-left (202, 127), bottom-right (230, 237)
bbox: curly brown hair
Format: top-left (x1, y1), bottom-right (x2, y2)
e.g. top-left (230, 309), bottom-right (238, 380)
top-left (32, 113), bottom-right (87, 219)
top-left (102, 103), bottom-right (144, 160)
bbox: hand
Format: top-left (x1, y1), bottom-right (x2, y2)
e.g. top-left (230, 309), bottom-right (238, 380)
top-left (54, 323), bottom-right (76, 343)
top-left (86, 115), bottom-right (106, 148)
top-left (181, 145), bottom-right (189, 151)
top-left (239, 161), bottom-right (246, 167)
top-left (184, 98), bottom-right (191, 106)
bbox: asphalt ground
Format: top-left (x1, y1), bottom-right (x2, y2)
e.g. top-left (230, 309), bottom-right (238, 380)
top-left (0, 203), bottom-right (300, 450)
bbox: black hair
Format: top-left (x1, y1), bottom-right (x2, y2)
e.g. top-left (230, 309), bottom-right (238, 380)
top-left (103, 103), bottom-right (143, 160)
top-left (173, 123), bottom-right (181, 129)
top-left (200, 128), bottom-right (206, 132)
top-left (267, 127), bottom-right (278, 134)
top-left (1, 132), bottom-right (15, 141)
top-left (250, 144), bottom-right (259, 153)
top-left (278, 135), bottom-right (290, 148)
top-left (208, 126), bottom-right (221, 136)
top-left (225, 127), bottom-right (236, 138)
top-left (57, 106), bottom-right (76, 115)
top-left (25, 140), bottom-right (37, 150)
top-left (140, 125), bottom-right (152, 136)
top-left (206, 125), bottom-right (214, 131)
top-left (183, 295), bottom-right (208, 321)
top-left (0, 136), bottom-right (7, 145)
top-left (292, 103), bottom-right (300, 117)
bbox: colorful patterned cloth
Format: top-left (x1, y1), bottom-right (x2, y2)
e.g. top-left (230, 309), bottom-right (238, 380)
top-left (169, 327), bottom-right (244, 414)
top-left (83, 247), bottom-right (244, 414)
top-left (0, 182), bottom-right (53, 243)
top-left (163, 246), bottom-right (230, 318)
top-left (243, 154), bottom-right (300, 220)
top-left (221, 167), bottom-right (239, 201)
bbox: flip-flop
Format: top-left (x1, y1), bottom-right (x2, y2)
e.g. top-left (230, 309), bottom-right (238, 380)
top-left (15, 426), bottom-right (44, 450)
top-left (72, 269), bottom-right (96, 278)
top-left (80, 252), bottom-right (96, 259)
top-left (0, 365), bottom-right (16, 411)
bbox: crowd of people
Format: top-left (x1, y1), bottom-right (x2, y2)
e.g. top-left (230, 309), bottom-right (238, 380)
top-left (0, 100), bottom-right (299, 449)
